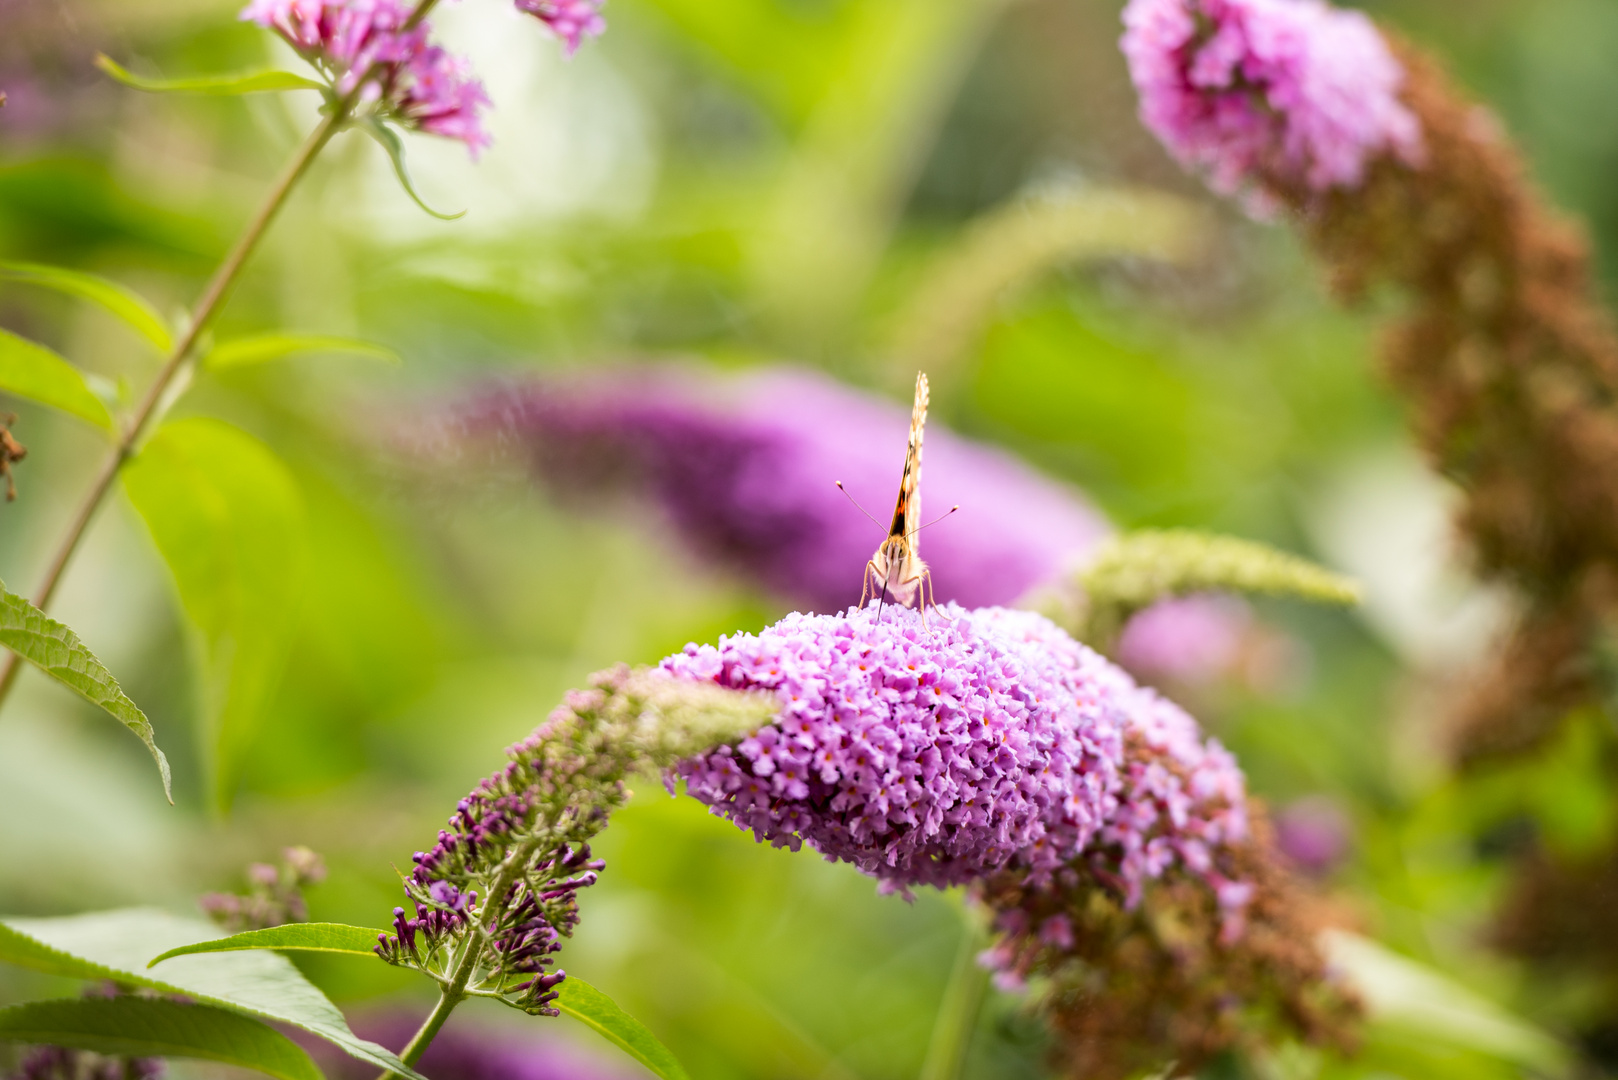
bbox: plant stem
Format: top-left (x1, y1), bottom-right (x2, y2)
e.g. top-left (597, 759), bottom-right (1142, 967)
top-left (918, 912), bottom-right (989, 1080)
top-left (0, 103), bottom-right (348, 713)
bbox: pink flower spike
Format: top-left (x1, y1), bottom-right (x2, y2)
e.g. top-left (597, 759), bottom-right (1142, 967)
top-left (514, 0), bottom-right (607, 55)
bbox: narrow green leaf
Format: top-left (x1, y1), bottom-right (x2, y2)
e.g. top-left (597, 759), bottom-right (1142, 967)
top-left (1062, 529), bottom-right (1362, 650)
top-left (122, 419), bottom-right (307, 813)
top-left (0, 909), bottom-right (425, 1080)
top-left (556, 978), bottom-right (691, 1080)
top-left (207, 334), bottom-right (400, 370)
top-left (1325, 931), bottom-right (1571, 1074)
top-left (0, 997), bottom-right (323, 1080)
top-left (0, 261), bottom-right (172, 352)
top-left (96, 54), bottom-right (325, 97)
top-left (0, 579), bottom-right (172, 803)
top-left (150, 923), bottom-right (385, 967)
top-left (0, 329), bottom-right (114, 431)
top-left (361, 119), bottom-right (466, 221)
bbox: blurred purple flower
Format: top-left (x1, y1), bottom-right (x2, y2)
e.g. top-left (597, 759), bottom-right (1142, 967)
top-left (240, 0), bottom-right (492, 155)
top-left (8, 1047), bottom-right (161, 1080)
top-left (514, 0), bottom-right (606, 54)
top-left (312, 1012), bottom-right (638, 1080)
top-left (1120, 0), bottom-right (1421, 201)
top-left (664, 603), bottom-right (1251, 929)
top-left (444, 367), bottom-right (1109, 613)
top-left (1116, 593), bottom-right (1249, 685)
top-left (1275, 795), bottom-right (1351, 875)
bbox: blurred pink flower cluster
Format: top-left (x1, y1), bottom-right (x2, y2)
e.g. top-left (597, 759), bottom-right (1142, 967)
top-left (514, 0), bottom-right (607, 54)
top-left (240, 0), bottom-right (493, 154)
top-left (1120, 0), bottom-right (1421, 202)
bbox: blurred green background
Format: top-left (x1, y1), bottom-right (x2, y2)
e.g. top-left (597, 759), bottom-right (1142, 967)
top-left (4, 0), bottom-right (1618, 1077)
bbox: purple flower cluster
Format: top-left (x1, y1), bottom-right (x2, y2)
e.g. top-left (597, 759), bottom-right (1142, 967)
top-left (443, 367), bottom-right (1110, 613)
top-left (514, 0), bottom-right (607, 54)
top-left (664, 602), bottom-right (1251, 922)
top-left (240, 0), bottom-right (492, 155)
top-left (1120, 0), bottom-right (1422, 201)
top-left (8, 1048), bottom-right (162, 1080)
top-left (375, 765), bottom-right (605, 1014)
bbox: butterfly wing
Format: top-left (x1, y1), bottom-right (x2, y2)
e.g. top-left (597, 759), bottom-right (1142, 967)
top-left (895, 371), bottom-right (928, 554)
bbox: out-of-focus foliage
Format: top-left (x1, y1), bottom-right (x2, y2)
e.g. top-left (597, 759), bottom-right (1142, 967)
top-left (3, 0), bottom-right (1617, 1077)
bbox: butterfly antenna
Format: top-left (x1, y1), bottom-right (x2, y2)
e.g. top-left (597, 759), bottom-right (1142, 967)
top-left (836, 481), bottom-right (886, 532)
top-left (909, 505), bottom-right (960, 542)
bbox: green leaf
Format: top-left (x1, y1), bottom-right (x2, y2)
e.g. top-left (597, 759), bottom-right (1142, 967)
top-left (96, 54), bottom-right (325, 97)
top-left (0, 909), bottom-right (425, 1080)
top-left (150, 923), bottom-right (385, 967)
top-left (0, 997), bottom-right (323, 1080)
top-left (556, 978), bottom-right (691, 1080)
top-left (0, 579), bottom-right (172, 803)
top-left (206, 334), bottom-right (400, 370)
top-left (0, 329), bottom-right (114, 431)
top-left (0, 261), bottom-right (172, 352)
top-left (1056, 528), bottom-right (1362, 650)
top-left (361, 120), bottom-right (466, 221)
top-left (122, 418), bottom-right (307, 812)
top-left (1325, 931), bottom-right (1572, 1075)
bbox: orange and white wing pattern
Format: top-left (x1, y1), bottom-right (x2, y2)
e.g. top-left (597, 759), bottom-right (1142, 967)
top-left (889, 371), bottom-right (929, 552)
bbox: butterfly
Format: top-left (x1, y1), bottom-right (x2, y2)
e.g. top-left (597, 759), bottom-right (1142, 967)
top-left (858, 371), bottom-right (947, 621)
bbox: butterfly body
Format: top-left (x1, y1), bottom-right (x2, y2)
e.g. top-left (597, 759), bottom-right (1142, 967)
top-left (861, 373), bottom-right (939, 616)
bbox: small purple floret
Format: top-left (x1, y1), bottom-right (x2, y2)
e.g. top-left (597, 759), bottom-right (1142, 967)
top-left (514, 0), bottom-right (606, 54)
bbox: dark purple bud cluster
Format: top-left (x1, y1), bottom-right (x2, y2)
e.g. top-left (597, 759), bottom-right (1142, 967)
top-left (11, 1044), bottom-right (163, 1080)
top-left (374, 667), bottom-right (770, 1016)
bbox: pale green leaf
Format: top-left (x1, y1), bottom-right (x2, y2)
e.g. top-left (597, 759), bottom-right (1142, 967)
top-left (0, 909), bottom-right (424, 1080)
top-left (361, 120), bottom-right (466, 221)
top-left (96, 54), bottom-right (325, 96)
top-left (1325, 931), bottom-right (1572, 1075)
top-left (556, 978), bottom-right (691, 1080)
top-left (0, 261), bottom-right (172, 352)
top-left (150, 923), bottom-right (384, 966)
top-left (207, 334), bottom-right (399, 370)
top-left (122, 418), bottom-right (307, 813)
top-left (0, 997), bottom-right (323, 1080)
top-left (0, 329), bottom-right (114, 431)
top-left (0, 579), bottom-right (172, 803)
top-left (1056, 529), bottom-right (1361, 650)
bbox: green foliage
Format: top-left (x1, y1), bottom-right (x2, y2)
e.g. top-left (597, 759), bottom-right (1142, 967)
top-left (1325, 932), bottom-right (1572, 1076)
top-left (1055, 528), bottom-right (1361, 651)
top-left (0, 328), bottom-right (114, 431)
top-left (557, 977), bottom-right (692, 1080)
top-left (0, 261), bottom-right (172, 352)
top-left (95, 54), bottom-right (326, 96)
top-left (360, 120), bottom-right (467, 221)
top-left (149, 922), bottom-right (384, 966)
top-left (206, 334), bottom-right (400, 369)
top-left (0, 997), bottom-right (324, 1080)
top-left (121, 418), bottom-right (307, 812)
top-left (0, 580), bottom-right (172, 802)
top-left (0, 909), bottom-right (426, 1079)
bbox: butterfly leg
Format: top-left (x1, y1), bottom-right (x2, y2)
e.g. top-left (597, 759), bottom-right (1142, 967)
top-left (923, 569), bottom-right (956, 624)
top-left (862, 560), bottom-right (884, 610)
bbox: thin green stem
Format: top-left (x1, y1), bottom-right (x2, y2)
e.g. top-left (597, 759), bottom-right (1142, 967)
top-left (918, 913), bottom-right (989, 1080)
top-left (0, 102), bottom-right (348, 712)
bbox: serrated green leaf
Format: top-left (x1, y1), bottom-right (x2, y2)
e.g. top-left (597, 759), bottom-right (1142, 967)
top-left (96, 54), bottom-right (325, 97)
top-left (0, 579), bottom-right (172, 803)
top-left (122, 419), bottom-right (307, 813)
top-left (150, 923), bottom-right (385, 967)
top-left (361, 120), bottom-right (466, 221)
top-left (556, 978), bottom-right (691, 1080)
top-left (207, 334), bottom-right (400, 370)
top-left (0, 909), bottom-right (424, 1080)
top-left (1325, 931), bottom-right (1572, 1075)
top-left (0, 262), bottom-right (172, 352)
top-left (0, 997), bottom-right (323, 1080)
top-left (1062, 529), bottom-right (1361, 650)
top-left (0, 329), bottom-right (114, 431)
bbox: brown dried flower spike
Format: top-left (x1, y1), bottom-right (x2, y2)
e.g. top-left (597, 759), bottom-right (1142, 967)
top-left (1, 414), bottom-right (27, 502)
